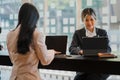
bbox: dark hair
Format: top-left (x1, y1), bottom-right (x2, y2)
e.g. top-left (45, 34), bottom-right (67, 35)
top-left (0, 27), bottom-right (1, 33)
top-left (81, 8), bottom-right (96, 21)
top-left (16, 3), bottom-right (39, 54)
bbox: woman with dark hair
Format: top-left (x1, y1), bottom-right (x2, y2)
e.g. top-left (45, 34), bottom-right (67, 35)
top-left (69, 8), bottom-right (111, 80)
top-left (7, 3), bottom-right (60, 80)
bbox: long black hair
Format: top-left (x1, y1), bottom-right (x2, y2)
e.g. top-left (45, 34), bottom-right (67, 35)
top-left (16, 3), bottom-right (39, 54)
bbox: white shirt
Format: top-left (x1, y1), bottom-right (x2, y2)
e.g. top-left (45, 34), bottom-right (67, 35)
top-left (85, 27), bottom-right (96, 37)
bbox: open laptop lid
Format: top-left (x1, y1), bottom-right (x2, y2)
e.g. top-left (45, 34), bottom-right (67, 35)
top-left (82, 36), bottom-right (108, 56)
top-left (45, 35), bottom-right (67, 54)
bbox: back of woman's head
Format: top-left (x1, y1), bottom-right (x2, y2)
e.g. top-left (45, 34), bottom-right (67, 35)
top-left (17, 3), bottom-right (39, 54)
top-left (81, 8), bottom-right (96, 21)
top-left (18, 3), bottom-right (39, 27)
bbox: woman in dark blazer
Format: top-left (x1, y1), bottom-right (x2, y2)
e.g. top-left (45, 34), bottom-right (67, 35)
top-left (69, 28), bottom-right (111, 55)
top-left (69, 8), bottom-right (111, 80)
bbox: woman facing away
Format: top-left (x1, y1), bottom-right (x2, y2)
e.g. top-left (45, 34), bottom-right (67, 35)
top-left (7, 3), bottom-right (60, 80)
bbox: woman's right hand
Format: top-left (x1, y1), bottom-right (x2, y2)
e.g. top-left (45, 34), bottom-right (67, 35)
top-left (54, 50), bottom-right (61, 55)
top-left (49, 49), bottom-right (61, 55)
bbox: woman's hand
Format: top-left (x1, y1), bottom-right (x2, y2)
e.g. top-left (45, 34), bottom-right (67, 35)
top-left (79, 50), bottom-right (83, 55)
top-left (54, 50), bottom-right (61, 55)
top-left (49, 49), bottom-right (61, 55)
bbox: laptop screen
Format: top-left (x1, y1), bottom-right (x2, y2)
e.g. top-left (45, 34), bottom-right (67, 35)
top-left (45, 35), bottom-right (67, 54)
top-left (82, 37), bottom-right (108, 56)
top-left (82, 37), bottom-right (108, 50)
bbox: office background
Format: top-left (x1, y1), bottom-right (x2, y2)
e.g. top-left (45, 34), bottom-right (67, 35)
top-left (0, 0), bottom-right (120, 80)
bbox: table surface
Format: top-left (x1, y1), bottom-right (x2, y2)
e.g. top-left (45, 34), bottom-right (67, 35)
top-left (0, 54), bottom-right (120, 75)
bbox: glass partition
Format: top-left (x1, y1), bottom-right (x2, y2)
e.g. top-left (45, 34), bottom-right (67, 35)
top-left (0, 0), bottom-right (21, 55)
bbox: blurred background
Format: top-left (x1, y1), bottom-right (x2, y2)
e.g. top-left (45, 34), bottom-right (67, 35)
top-left (0, 0), bottom-right (120, 80)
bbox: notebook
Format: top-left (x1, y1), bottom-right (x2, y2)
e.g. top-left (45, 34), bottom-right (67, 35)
top-left (45, 35), bottom-right (67, 54)
top-left (82, 37), bottom-right (108, 57)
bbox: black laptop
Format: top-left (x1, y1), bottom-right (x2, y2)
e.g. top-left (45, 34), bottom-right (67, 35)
top-left (45, 35), bottom-right (67, 54)
top-left (82, 37), bottom-right (108, 57)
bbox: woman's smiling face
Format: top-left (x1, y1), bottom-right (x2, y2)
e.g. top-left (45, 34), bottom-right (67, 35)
top-left (83, 15), bottom-right (96, 32)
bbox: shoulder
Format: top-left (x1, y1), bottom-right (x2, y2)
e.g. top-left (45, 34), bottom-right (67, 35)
top-left (96, 28), bottom-right (107, 34)
top-left (96, 28), bottom-right (106, 32)
top-left (33, 28), bottom-right (45, 40)
top-left (96, 28), bottom-right (108, 36)
top-left (75, 28), bottom-right (85, 34)
top-left (7, 26), bottom-right (20, 39)
top-left (7, 30), bottom-right (16, 40)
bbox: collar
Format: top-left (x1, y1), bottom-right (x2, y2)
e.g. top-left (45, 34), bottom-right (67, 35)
top-left (85, 27), bottom-right (96, 37)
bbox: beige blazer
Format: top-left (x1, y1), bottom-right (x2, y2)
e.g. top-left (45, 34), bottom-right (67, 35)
top-left (7, 26), bottom-right (55, 80)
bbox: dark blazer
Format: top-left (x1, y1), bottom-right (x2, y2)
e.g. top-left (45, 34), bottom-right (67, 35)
top-left (69, 27), bottom-right (111, 55)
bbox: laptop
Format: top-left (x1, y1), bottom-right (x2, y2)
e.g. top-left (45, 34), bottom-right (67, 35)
top-left (45, 35), bottom-right (67, 54)
top-left (82, 37), bottom-right (108, 57)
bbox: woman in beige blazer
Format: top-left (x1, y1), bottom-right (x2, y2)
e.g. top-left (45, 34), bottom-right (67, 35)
top-left (7, 3), bottom-right (59, 80)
